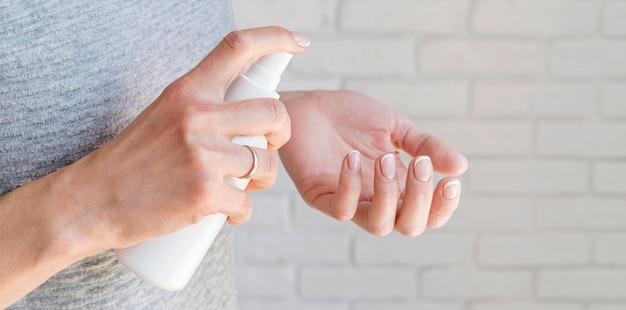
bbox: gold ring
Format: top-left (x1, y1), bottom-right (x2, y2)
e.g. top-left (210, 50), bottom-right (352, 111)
top-left (241, 145), bottom-right (258, 179)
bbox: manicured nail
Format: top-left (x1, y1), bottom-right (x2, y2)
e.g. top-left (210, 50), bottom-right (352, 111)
top-left (443, 180), bottom-right (461, 199)
top-left (292, 31), bottom-right (311, 47)
top-left (413, 156), bottom-right (432, 183)
top-left (381, 154), bottom-right (397, 180)
top-left (348, 150), bottom-right (361, 172)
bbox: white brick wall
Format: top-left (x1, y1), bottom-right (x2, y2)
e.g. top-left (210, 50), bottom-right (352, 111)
top-left (537, 122), bottom-right (626, 157)
top-left (468, 302), bottom-right (582, 310)
top-left (420, 40), bottom-right (545, 77)
top-left (596, 233), bottom-right (626, 264)
top-left (473, 0), bottom-right (598, 36)
top-left (604, 1), bottom-right (626, 35)
top-left (231, 0), bottom-right (626, 308)
top-left (422, 268), bottom-right (533, 299)
top-left (344, 80), bottom-right (468, 118)
top-left (594, 163), bottom-right (626, 194)
top-left (549, 40), bottom-right (626, 78)
top-left (536, 198), bottom-right (626, 229)
top-left (538, 269), bottom-right (626, 300)
top-left (601, 83), bottom-right (626, 117)
top-left (469, 160), bottom-right (588, 194)
top-left (478, 233), bottom-right (591, 267)
top-left (473, 82), bottom-right (595, 118)
top-left (419, 121), bottom-right (533, 156)
top-left (301, 268), bottom-right (416, 299)
top-left (340, 0), bottom-right (468, 35)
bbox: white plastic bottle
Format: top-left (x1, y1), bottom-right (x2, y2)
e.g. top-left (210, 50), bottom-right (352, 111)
top-left (114, 52), bottom-right (294, 291)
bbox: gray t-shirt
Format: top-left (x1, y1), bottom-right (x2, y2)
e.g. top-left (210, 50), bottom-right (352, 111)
top-left (1, 0), bottom-right (238, 308)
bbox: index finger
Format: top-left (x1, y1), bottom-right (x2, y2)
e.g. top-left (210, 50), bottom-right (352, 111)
top-left (186, 26), bottom-right (310, 100)
top-left (309, 150), bottom-right (362, 221)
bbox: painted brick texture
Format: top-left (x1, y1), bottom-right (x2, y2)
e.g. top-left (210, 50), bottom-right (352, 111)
top-left (231, 0), bottom-right (626, 308)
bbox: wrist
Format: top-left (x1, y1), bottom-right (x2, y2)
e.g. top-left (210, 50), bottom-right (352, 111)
top-left (0, 162), bottom-right (105, 306)
top-left (48, 158), bottom-right (112, 258)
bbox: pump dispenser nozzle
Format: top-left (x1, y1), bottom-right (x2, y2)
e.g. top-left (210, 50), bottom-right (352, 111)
top-left (225, 52), bottom-right (293, 101)
top-left (244, 52), bottom-right (293, 90)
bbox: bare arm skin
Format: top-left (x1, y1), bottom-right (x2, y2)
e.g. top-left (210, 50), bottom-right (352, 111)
top-left (0, 26), bottom-right (308, 308)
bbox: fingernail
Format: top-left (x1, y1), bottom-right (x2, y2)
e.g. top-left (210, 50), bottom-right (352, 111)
top-left (413, 156), bottom-right (432, 183)
top-left (292, 31), bottom-right (311, 48)
top-left (348, 150), bottom-right (361, 172)
top-left (443, 180), bottom-right (461, 199)
top-left (381, 154), bottom-right (396, 180)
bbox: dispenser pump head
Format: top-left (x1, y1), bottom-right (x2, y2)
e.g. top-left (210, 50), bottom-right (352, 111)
top-left (244, 52), bottom-right (293, 90)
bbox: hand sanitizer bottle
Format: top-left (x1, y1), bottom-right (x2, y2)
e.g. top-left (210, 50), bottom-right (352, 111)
top-left (114, 52), bottom-right (294, 291)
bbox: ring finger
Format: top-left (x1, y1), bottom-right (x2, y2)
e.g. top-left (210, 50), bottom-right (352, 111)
top-left (353, 153), bottom-right (400, 236)
top-left (222, 144), bottom-right (277, 184)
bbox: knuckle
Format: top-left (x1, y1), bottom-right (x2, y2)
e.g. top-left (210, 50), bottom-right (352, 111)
top-left (264, 98), bottom-right (288, 125)
top-left (241, 200), bottom-right (253, 223)
top-left (415, 192), bottom-right (432, 207)
top-left (188, 175), bottom-right (220, 212)
top-left (163, 80), bottom-right (186, 98)
top-left (250, 175), bottom-right (276, 190)
top-left (175, 112), bottom-right (200, 146)
top-left (230, 196), bottom-right (253, 225)
top-left (202, 177), bottom-right (222, 202)
top-left (173, 104), bottom-right (218, 145)
top-left (223, 30), bottom-right (251, 56)
top-left (266, 25), bottom-right (294, 43)
top-left (266, 25), bottom-right (288, 34)
top-left (161, 87), bottom-right (210, 142)
top-left (163, 78), bottom-right (199, 104)
top-left (265, 153), bottom-right (278, 179)
top-left (415, 134), bottom-right (436, 156)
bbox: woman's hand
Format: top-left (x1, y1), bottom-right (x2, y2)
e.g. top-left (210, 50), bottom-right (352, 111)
top-left (279, 90), bottom-right (468, 237)
top-left (0, 26), bottom-right (310, 307)
top-left (60, 26), bottom-right (309, 251)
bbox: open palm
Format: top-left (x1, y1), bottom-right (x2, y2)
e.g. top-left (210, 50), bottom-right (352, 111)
top-left (279, 90), bottom-right (468, 236)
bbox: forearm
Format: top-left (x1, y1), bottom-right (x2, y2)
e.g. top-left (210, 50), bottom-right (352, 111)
top-left (0, 165), bottom-right (101, 308)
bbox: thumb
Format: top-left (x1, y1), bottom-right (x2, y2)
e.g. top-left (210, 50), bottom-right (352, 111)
top-left (184, 26), bottom-right (310, 101)
top-left (396, 116), bottom-right (468, 176)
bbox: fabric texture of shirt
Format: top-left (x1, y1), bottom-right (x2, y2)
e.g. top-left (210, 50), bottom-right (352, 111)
top-left (1, 0), bottom-right (238, 308)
